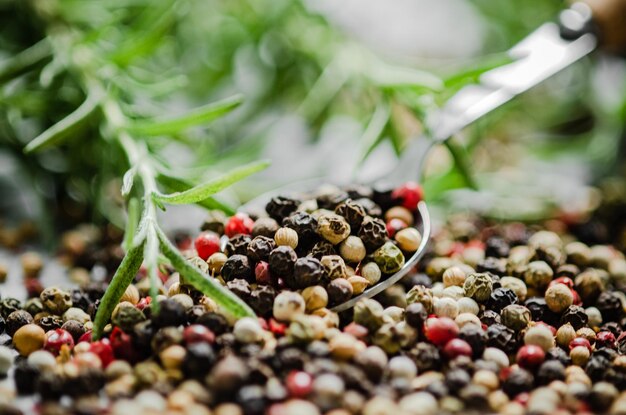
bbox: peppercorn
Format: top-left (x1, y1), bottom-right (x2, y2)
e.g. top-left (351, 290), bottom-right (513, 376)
top-left (476, 310), bottom-right (499, 327)
top-left (575, 269), bottom-right (604, 304)
top-left (523, 261), bottom-right (553, 289)
top-left (597, 291), bottom-right (624, 322)
top-left (487, 287), bottom-right (518, 311)
top-left (6, 310), bottom-right (33, 336)
top-left (536, 360), bottom-right (565, 385)
top-left (463, 273), bottom-right (493, 303)
top-left (13, 323), bottom-right (45, 356)
top-left (40, 287), bottom-right (72, 315)
top-left (560, 305), bottom-right (588, 330)
top-left (486, 324), bottom-right (518, 354)
top-left (61, 320), bottom-right (85, 343)
top-left (14, 360), bottom-right (40, 395)
top-left (248, 285), bottom-right (276, 317)
top-left (223, 281), bottom-right (250, 305)
top-left (308, 241), bottom-right (335, 260)
top-left (373, 242), bottom-right (405, 274)
top-left (112, 302), bottom-right (146, 332)
top-left (477, 257), bottom-right (507, 276)
top-left (501, 304), bottom-right (531, 332)
top-left (224, 234), bottom-right (251, 257)
top-left (151, 299), bottom-right (186, 328)
top-left (327, 278), bottom-right (353, 306)
top-left (502, 368), bottom-right (534, 398)
top-left (36, 315), bottom-right (63, 331)
top-left (245, 236), bottom-right (276, 263)
top-left (266, 196), bottom-right (299, 222)
top-left (290, 257), bottom-right (325, 289)
top-left (221, 254), bottom-right (254, 283)
top-left (0, 298), bottom-right (21, 319)
top-left (338, 236), bottom-right (366, 264)
top-left (282, 211), bottom-right (319, 249)
top-left (317, 213), bottom-right (351, 245)
top-left (485, 237), bottom-right (510, 258)
top-left (201, 209), bottom-right (227, 234)
top-left (358, 216), bottom-right (387, 252)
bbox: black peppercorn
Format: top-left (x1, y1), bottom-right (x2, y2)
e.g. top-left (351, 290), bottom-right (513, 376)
top-left (586, 355), bottom-right (611, 382)
top-left (354, 198), bottom-right (382, 217)
top-left (408, 342), bottom-right (441, 372)
top-left (201, 210), bottom-right (227, 234)
top-left (182, 342), bottom-right (216, 379)
top-left (404, 273), bottom-right (432, 289)
top-left (477, 257), bottom-right (507, 276)
top-left (216, 332), bottom-right (237, 350)
top-left (335, 199), bottom-right (367, 231)
top-left (186, 305), bottom-right (207, 324)
top-left (458, 324), bottom-right (487, 358)
top-left (479, 309), bottom-right (501, 326)
top-left (524, 297), bottom-right (556, 326)
top-left (556, 264), bottom-right (579, 279)
top-left (252, 217), bottom-right (279, 239)
top-left (271, 347), bottom-right (306, 373)
top-left (65, 368), bottom-right (105, 398)
top-left (196, 312), bottom-right (229, 335)
top-left (36, 315), bottom-right (63, 331)
top-left (6, 310), bottom-right (33, 336)
top-left (316, 189), bottom-right (348, 210)
top-left (14, 360), bottom-right (40, 395)
top-left (487, 287), bottom-right (518, 311)
top-left (227, 279), bottom-right (252, 301)
top-left (236, 385), bottom-right (266, 415)
top-left (70, 289), bottom-right (92, 313)
top-left (268, 246), bottom-right (297, 278)
top-left (344, 184), bottom-right (373, 200)
top-left (597, 291), bottom-right (624, 322)
top-left (266, 196), bottom-right (299, 222)
top-left (309, 241), bottom-right (336, 259)
top-left (61, 320), bottom-right (85, 343)
top-left (326, 278), bottom-right (353, 306)
top-left (222, 254), bottom-right (254, 283)
top-left (0, 298), bottom-right (21, 319)
top-left (545, 347), bottom-right (570, 366)
top-left (358, 216), bottom-right (387, 252)
top-left (151, 326), bottom-right (183, 352)
top-left (601, 322), bottom-right (622, 337)
top-left (248, 285), bottom-right (277, 317)
top-left (246, 236), bottom-right (276, 263)
top-left (536, 360), bottom-right (565, 385)
top-left (502, 368), bottom-right (534, 397)
top-left (36, 371), bottom-right (65, 401)
top-left (225, 234), bottom-right (252, 257)
top-left (283, 212), bottom-right (319, 249)
top-left (151, 299), bottom-right (186, 328)
top-left (445, 368), bottom-right (471, 394)
top-left (485, 236), bottom-right (510, 258)
top-left (486, 324), bottom-right (518, 354)
top-left (372, 185), bottom-right (394, 211)
top-left (405, 302), bottom-right (428, 329)
top-left (132, 320), bottom-right (154, 357)
top-left (605, 366), bottom-right (626, 390)
top-left (291, 257), bottom-right (325, 289)
top-left (560, 305), bottom-right (589, 330)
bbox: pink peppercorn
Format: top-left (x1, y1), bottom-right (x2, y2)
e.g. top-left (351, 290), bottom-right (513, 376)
top-left (392, 182), bottom-right (423, 211)
top-left (569, 337), bottom-right (592, 353)
top-left (286, 371), bottom-right (313, 398)
top-left (596, 331), bottom-right (616, 349)
top-left (89, 339), bottom-right (114, 368)
top-left (255, 261), bottom-right (271, 285)
top-left (516, 345), bottom-right (545, 369)
top-left (386, 218), bottom-right (408, 238)
top-left (225, 213), bottom-right (254, 238)
top-left (183, 325), bottom-right (215, 345)
top-left (424, 317), bottom-right (459, 346)
top-left (443, 338), bottom-right (472, 359)
top-left (194, 231), bottom-right (221, 260)
top-left (44, 329), bottom-right (74, 355)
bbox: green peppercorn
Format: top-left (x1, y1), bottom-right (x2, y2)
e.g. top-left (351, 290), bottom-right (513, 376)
top-left (23, 298), bottom-right (44, 317)
top-left (354, 298), bottom-right (385, 332)
top-left (317, 213), bottom-right (351, 245)
top-left (0, 298), bottom-right (21, 319)
top-left (501, 304), bottom-right (531, 331)
top-left (373, 242), bottom-right (405, 274)
top-left (40, 287), bottom-right (72, 315)
top-left (406, 285), bottom-right (434, 313)
top-left (112, 301), bottom-right (146, 332)
top-left (544, 283), bottom-right (573, 313)
top-left (463, 273), bottom-right (493, 303)
top-left (320, 255), bottom-right (347, 280)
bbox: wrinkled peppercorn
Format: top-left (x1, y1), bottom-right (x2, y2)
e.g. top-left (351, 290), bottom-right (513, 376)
top-left (266, 196), bottom-right (299, 222)
top-left (246, 236), bottom-right (276, 263)
top-left (70, 289), bottom-right (92, 312)
top-left (405, 302), bottom-right (428, 329)
top-left (358, 216), bottom-right (387, 252)
top-left (268, 246), bottom-right (297, 278)
top-left (316, 189), bottom-right (348, 210)
top-left (6, 310), bottom-right (33, 336)
top-left (597, 291), bottom-right (624, 322)
top-left (249, 285), bottom-right (276, 317)
top-left (335, 199), bottom-right (367, 231)
top-left (225, 234), bottom-right (252, 257)
top-left (227, 279), bottom-right (252, 301)
top-left (464, 273), bottom-right (493, 303)
top-left (485, 237), bottom-right (510, 258)
top-left (36, 315), bottom-right (63, 331)
top-left (40, 287), bottom-right (72, 315)
top-left (151, 299), bottom-right (186, 328)
top-left (560, 305), bottom-right (589, 330)
top-left (0, 298), bottom-right (21, 319)
top-left (408, 342), bottom-right (441, 372)
top-left (487, 287), bottom-right (518, 311)
top-left (309, 240), bottom-right (336, 259)
top-left (283, 212), bottom-right (319, 249)
top-left (486, 324), bottom-right (518, 354)
top-left (458, 324), bottom-right (487, 357)
top-left (291, 257), bottom-right (325, 289)
top-left (222, 254), bottom-right (254, 283)
top-left (479, 309), bottom-right (501, 326)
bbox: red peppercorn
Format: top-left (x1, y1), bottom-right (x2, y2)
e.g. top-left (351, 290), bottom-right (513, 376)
top-left (269, 319), bottom-right (287, 336)
top-left (89, 339), bottom-right (114, 368)
top-left (392, 182), bottom-right (423, 211)
top-left (194, 231), bottom-right (221, 260)
top-left (386, 218), bottom-right (408, 238)
top-left (225, 213), bottom-right (254, 238)
top-left (286, 371), bottom-right (313, 398)
top-left (44, 329), bottom-right (74, 355)
top-left (110, 327), bottom-right (138, 363)
top-left (596, 331), bottom-right (616, 349)
top-left (136, 296), bottom-right (152, 311)
top-left (571, 289), bottom-right (582, 306)
top-left (344, 322), bottom-right (368, 339)
top-left (516, 345), bottom-right (545, 369)
top-left (183, 325), bottom-right (215, 345)
top-left (569, 337), bottom-right (592, 353)
top-left (25, 278), bottom-right (44, 298)
top-left (443, 338), bottom-right (472, 359)
top-left (466, 240), bottom-right (485, 250)
top-left (424, 317), bottom-right (459, 346)
top-left (258, 318), bottom-right (269, 331)
top-left (549, 277), bottom-right (574, 289)
top-left (255, 261), bottom-right (271, 285)
top-left (176, 235), bottom-right (193, 251)
top-left (514, 392), bottom-right (530, 406)
top-left (78, 331), bottom-right (92, 344)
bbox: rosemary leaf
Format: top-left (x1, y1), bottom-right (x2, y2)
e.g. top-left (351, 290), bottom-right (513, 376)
top-left (123, 197), bottom-right (140, 251)
top-left (24, 93), bottom-right (101, 154)
top-left (156, 172), bottom-right (236, 215)
top-left (0, 39), bottom-right (52, 84)
top-left (121, 167), bottom-right (136, 197)
top-left (125, 95), bottom-right (243, 136)
top-left (154, 160), bottom-right (270, 205)
top-left (157, 226), bottom-right (256, 319)
top-left (92, 240), bottom-right (145, 340)
top-left (357, 100), bottom-right (391, 166)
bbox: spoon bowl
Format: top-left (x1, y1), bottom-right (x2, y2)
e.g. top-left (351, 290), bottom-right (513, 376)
top-left (239, 178), bottom-right (431, 312)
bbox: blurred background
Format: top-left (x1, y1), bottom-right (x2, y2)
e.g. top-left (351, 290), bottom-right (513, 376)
top-left (0, 0), bottom-right (625, 247)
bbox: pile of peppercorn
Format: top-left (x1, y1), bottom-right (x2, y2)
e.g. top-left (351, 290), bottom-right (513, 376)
top-left (3, 183), bottom-right (626, 414)
top-left (195, 182), bottom-right (424, 314)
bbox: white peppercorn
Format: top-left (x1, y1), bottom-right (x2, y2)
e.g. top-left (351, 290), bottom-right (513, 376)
top-left (360, 262), bottom-right (381, 285)
top-left (348, 276), bottom-right (369, 295)
top-left (457, 297), bottom-right (479, 315)
top-left (434, 297), bottom-right (459, 319)
top-left (395, 228), bottom-right (422, 252)
top-left (339, 236), bottom-right (366, 263)
top-left (442, 285), bottom-right (465, 300)
top-left (523, 325), bottom-right (554, 352)
top-left (556, 323), bottom-right (576, 348)
top-left (585, 306), bottom-right (602, 328)
top-left (524, 261), bottom-right (553, 288)
top-left (385, 206), bottom-right (414, 226)
top-left (234, 317), bottom-right (264, 344)
top-left (500, 277), bottom-right (528, 302)
top-left (388, 355), bottom-right (417, 379)
top-left (274, 227), bottom-right (299, 249)
top-left (273, 291), bottom-right (305, 322)
top-left (455, 313), bottom-right (482, 328)
top-left (443, 266), bottom-right (466, 287)
top-left (545, 283), bottom-right (573, 313)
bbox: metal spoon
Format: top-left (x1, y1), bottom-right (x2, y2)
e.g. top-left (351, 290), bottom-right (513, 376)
top-left (241, 1), bottom-right (626, 312)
